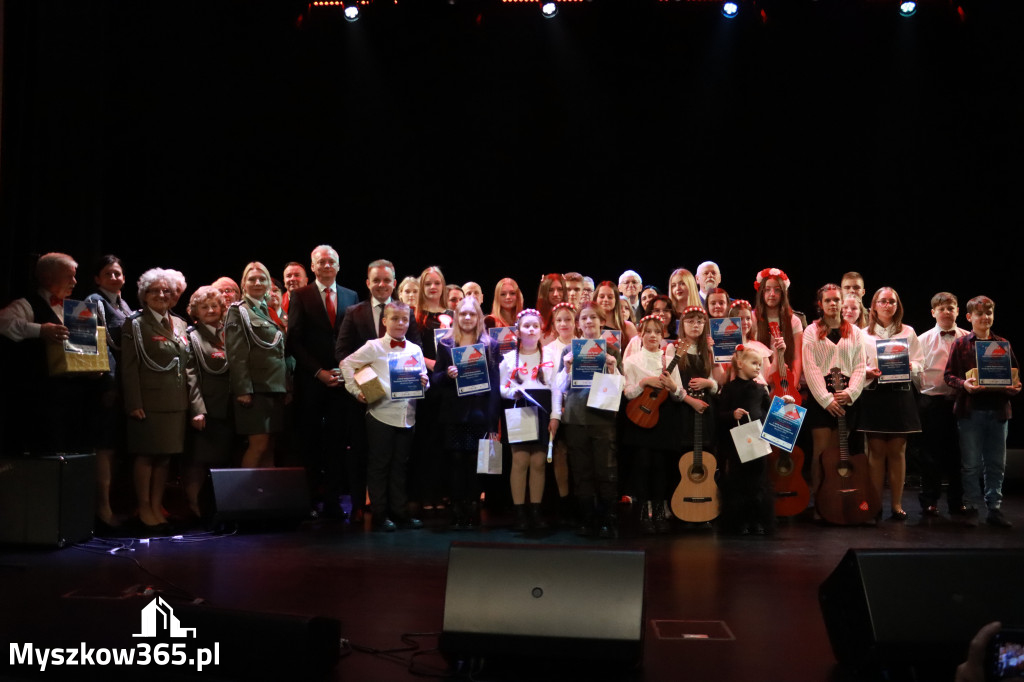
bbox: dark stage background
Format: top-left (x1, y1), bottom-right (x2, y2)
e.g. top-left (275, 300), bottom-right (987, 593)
top-left (2, 0), bottom-right (1021, 351)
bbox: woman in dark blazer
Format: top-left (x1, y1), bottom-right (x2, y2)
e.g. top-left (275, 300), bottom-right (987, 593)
top-left (84, 254), bottom-right (133, 528)
top-left (225, 261), bottom-right (289, 468)
top-left (122, 268), bottom-right (206, 532)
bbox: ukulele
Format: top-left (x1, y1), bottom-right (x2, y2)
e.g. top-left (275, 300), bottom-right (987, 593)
top-left (626, 341), bottom-right (681, 429)
top-left (766, 321), bottom-right (802, 406)
top-left (671, 388), bottom-right (720, 523)
top-left (815, 368), bottom-right (880, 525)
top-left (767, 442), bottom-right (810, 517)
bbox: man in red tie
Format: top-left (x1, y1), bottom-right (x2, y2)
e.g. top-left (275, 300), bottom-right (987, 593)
top-left (281, 262), bottom-right (308, 316)
top-left (285, 245), bottom-right (359, 518)
top-left (0, 252), bottom-right (94, 454)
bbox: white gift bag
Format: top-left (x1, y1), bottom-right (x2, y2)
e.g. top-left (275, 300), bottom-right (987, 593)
top-left (730, 416), bottom-right (773, 463)
top-left (504, 406), bottom-right (540, 444)
top-left (477, 434), bottom-right (502, 474)
top-left (586, 372), bottom-right (624, 412)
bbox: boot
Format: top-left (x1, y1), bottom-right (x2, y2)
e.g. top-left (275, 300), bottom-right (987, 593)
top-left (449, 500), bottom-right (466, 530)
top-left (513, 504), bottom-right (529, 531)
top-left (639, 501), bottom-right (656, 535)
top-left (529, 503), bottom-right (549, 530)
top-left (654, 500), bottom-right (672, 534)
top-left (465, 500), bottom-right (479, 530)
top-left (576, 497), bottom-right (596, 537)
top-left (599, 502), bottom-right (619, 539)
top-left (558, 495), bottom-right (575, 528)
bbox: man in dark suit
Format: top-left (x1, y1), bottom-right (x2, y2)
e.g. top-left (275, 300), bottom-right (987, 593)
top-left (286, 244), bottom-right (358, 517)
top-left (334, 259), bottom-right (422, 522)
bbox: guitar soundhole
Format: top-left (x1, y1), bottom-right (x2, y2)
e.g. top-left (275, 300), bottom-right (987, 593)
top-left (837, 464), bottom-right (852, 478)
top-left (688, 465), bottom-right (707, 483)
top-left (776, 459), bottom-right (793, 475)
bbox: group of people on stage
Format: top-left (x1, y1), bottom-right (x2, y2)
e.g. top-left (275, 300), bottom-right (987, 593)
top-left (1, 249), bottom-right (1019, 537)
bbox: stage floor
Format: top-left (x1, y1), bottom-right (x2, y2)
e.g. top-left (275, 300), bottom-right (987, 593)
top-left (3, 489), bottom-right (1023, 681)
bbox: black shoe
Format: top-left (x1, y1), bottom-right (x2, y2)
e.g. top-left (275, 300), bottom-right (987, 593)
top-left (373, 519), bottom-right (397, 532)
top-left (964, 509), bottom-right (979, 527)
top-left (513, 505), bottom-right (529, 531)
top-left (950, 505), bottom-right (968, 516)
top-left (922, 505), bottom-right (939, 517)
top-left (639, 501), bottom-right (656, 535)
top-left (529, 503), bottom-right (549, 530)
top-left (398, 517), bottom-right (423, 530)
top-left (889, 509), bottom-right (908, 521)
top-left (986, 509), bottom-right (1013, 528)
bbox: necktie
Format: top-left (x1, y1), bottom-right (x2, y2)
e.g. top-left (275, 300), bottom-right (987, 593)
top-left (50, 295), bottom-right (63, 307)
top-left (377, 303), bottom-right (386, 337)
top-left (325, 289), bottom-right (336, 327)
top-left (161, 316), bottom-right (173, 333)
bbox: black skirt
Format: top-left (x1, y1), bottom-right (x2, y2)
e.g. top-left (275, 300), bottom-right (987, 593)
top-left (857, 382), bottom-right (922, 434)
top-left (500, 388), bottom-right (552, 449)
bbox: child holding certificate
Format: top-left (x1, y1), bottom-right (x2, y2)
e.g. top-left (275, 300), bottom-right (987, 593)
top-left (433, 297), bottom-right (500, 530)
top-left (717, 345), bottom-right (774, 535)
top-left (943, 296), bottom-right (1022, 528)
top-left (499, 308), bottom-right (557, 530)
top-left (543, 302), bottom-right (578, 525)
top-left (552, 303), bottom-right (621, 537)
top-left (859, 287), bottom-right (924, 521)
top-left (341, 301), bottom-right (429, 532)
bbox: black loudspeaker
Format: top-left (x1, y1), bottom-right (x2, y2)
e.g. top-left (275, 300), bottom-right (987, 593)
top-left (0, 454), bottom-right (95, 547)
top-left (820, 548), bottom-right (1024, 672)
top-left (440, 543), bottom-right (646, 666)
top-left (207, 467), bottom-right (310, 523)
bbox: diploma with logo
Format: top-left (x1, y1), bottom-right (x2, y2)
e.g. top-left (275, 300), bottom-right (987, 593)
top-left (489, 327), bottom-right (518, 357)
top-left (760, 396), bottom-right (807, 452)
top-left (876, 338), bottom-right (911, 384)
top-left (388, 351), bottom-right (425, 399)
top-left (453, 343), bottom-right (490, 396)
top-left (974, 340), bottom-right (1013, 387)
top-left (63, 299), bottom-right (100, 355)
top-left (710, 317), bottom-right (743, 363)
top-left (600, 329), bottom-right (622, 355)
top-left (571, 338), bottom-right (606, 388)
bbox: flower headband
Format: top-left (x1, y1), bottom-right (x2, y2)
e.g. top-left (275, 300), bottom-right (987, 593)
top-left (551, 302), bottom-right (575, 314)
top-left (517, 308), bottom-right (542, 321)
top-left (731, 299), bottom-right (752, 310)
top-left (638, 314), bottom-right (665, 325)
top-left (754, 267), bottom-right (790, 291)
top-left (681, 306), bottom-right (706, 316)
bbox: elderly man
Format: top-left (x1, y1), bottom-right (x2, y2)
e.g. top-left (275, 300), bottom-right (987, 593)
top-left (212, 276), bottom-right (241, 307)
top-left (286, 245), bottom-right (358, 518)
top-left (0, 252), bottom-right (97, 455)
top-left (695, 261), bottom-right (722, 307)
top-left (618, 269), bottom-right (644, 321)
top-left (282, 261), bottom-right (308, 315)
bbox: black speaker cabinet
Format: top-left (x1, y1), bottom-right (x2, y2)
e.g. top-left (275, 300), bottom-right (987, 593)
top-left (820, 548), bottom-right (1024, 671)
top-left (0, 453), bottom-right (95, 547)
top-left (207, 467), bottom-right (310, 523)
top-left (440, 543), bottom-right (646, 666)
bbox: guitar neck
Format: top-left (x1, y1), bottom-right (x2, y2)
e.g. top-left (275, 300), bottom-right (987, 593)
top-left (692, 389), bottom-right (704, 463)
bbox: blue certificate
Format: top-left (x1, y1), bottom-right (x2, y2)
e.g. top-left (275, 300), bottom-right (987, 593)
top-left (453, 343), bottom-right (490, 396)
top-left (63, 299), bottom-right (100, 355)
top-left (489, 327), bottom-right (518, 357)
top-left (388, 351), bottom-right (425, 399)
top-left (876, 338), bottom-right (911, 384)
top-left (760, 396), bottom-right (807, 453)
top-left (600, 330), bottom-right (622, 355)
top-left (571, 338), bottom-right (606, 388)
top-left (710, 317), bottom-right (742, 363)
top-left (975, 340), bottom-right (1013, 387)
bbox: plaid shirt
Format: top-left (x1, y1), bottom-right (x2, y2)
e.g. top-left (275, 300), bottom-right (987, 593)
top-left (943, 332), bottom-right (1018, 420)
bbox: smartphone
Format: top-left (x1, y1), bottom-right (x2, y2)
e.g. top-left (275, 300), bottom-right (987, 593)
top-left (987, 627), bottom-right (1024, 681)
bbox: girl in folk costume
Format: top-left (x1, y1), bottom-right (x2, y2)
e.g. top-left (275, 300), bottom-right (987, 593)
top-left (543, 302), bottom-right (578, 523)
top-left (704, 287), bottom-right (734, 389)
top-left (801, 283), bottom-right (867, 495)
top-left (727, 300), bottom-right (773, 381)
top-left (622, 315), bottom-right (685, 534)
top-left (752, 268), bottom-right (804, 395)
top-left (499, 309), bottom-right (557, 530)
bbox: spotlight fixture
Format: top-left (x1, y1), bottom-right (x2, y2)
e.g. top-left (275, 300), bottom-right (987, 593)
top-left (541, 1), bottom-right (558, 18)
top-left (344, 4), bottom-right (360, 20)
top-left (722, 1), bottom-right (739, 18)
top-left (898, 0), bottom-right (916, 16)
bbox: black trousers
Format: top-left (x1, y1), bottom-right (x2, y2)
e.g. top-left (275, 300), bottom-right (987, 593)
top-left (917, 393), bottom-right (963, 510)
top-left (365, 414), bottom-right (414, 521)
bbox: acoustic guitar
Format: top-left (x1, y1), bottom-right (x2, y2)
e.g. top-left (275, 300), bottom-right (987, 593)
top-left (767, 443), bottom-right (810, 517)
top-left (626, 341), bottom-right (682, 429)
top-left (815, 368), bottom-right (880, 525)
top-left (766, 321), bottom-right (801, 406)
top-left (671, 389), bottom-right (720, 523)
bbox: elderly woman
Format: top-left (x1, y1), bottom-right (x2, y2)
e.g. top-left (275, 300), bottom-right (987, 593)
top-left (183, 286), bottom-right (233, 517)
top-left (121, 268), bottom-right (206, 532)
top-left (225, 261), bottom-right (289, 468)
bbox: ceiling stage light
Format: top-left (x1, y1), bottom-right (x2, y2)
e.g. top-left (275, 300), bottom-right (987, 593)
top-left (722, 1), bottom-right (739, 18)
top-left (898, 1), bottom-right (916, 16)
top-left (344, 4), bottom-right (360, 20)
top-left (541, 2), bottom-right (558, 18)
